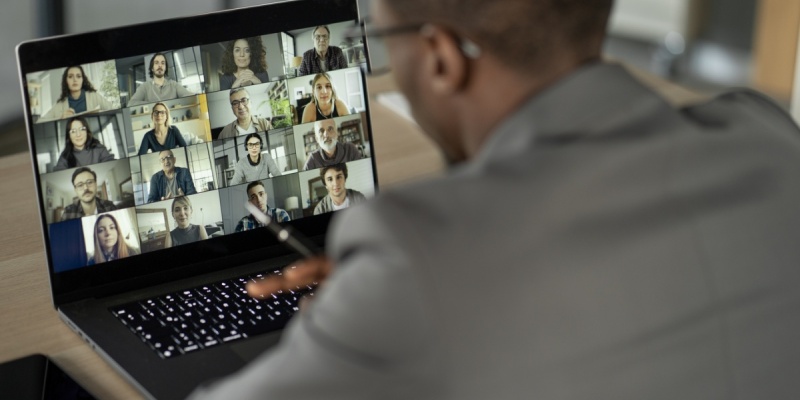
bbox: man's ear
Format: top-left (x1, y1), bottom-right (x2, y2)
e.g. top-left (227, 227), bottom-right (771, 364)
top-left (419, 24), bottom-right (469, 95)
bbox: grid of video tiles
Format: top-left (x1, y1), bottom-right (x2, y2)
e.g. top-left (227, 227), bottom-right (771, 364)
top-left (26, 22), bottom-right (374, 272)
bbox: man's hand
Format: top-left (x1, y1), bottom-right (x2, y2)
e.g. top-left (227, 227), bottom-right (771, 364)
top-left (246, 256), bottom-right (332, 308)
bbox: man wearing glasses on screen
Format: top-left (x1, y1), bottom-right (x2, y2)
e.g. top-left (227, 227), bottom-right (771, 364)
top-left (147, 150), bottom-right (197, 203)
top-left (61, 167), bottom-right (117, 221)
top-left (218, 87), bottom-right (273, 139)
top-left (297, 25), bottom-right (349, 76)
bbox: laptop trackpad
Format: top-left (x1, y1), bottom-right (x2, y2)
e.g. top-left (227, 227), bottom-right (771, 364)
top-left (230, 331), bottom-right (283, 362)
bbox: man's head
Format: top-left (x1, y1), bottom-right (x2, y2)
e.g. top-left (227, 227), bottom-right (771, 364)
top-left (314, 119), bottom-right (339, 154)
top-left (246, 181), bottom-right (268, 213)
top-left (372, 0), bottom-right (613, 163)
top-left (229, 87), bottom-right (251, 122)
top-left (149, 53), bottom-right (169, 79)
top-left (72, 167), bottom-right (97, 204)
top-left (159, 150), bottom-right (176, 174)
top-left (320, 163), bottom-right (347, 201)
top-left (312, 25), bottom-right (331, 55)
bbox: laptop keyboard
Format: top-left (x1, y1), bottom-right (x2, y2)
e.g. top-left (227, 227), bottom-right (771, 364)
top-left (110, 268), bottom-right (314, 359)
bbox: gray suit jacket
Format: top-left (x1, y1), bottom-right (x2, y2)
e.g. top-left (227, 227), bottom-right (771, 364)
top-left (190, 63), bottom-right (800, 399)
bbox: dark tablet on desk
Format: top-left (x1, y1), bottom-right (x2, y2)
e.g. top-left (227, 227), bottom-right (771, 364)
top-left (0, 354), bottom-right (96, 400)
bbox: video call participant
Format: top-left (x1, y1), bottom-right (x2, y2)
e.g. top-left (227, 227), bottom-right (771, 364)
top-left (38, 65), bottom-right (114, 123)
top-left (164, 196), bottom-right (208, 247)
top-left (219, 37), bottom-right (269, 90)
top-left (230, 133), bottom-right (281, 185)
top-left (61, 167), bottom-right (117, 221)
top-left (128, 52), bottom-right (194, 106)
top-left (313, 163), bottom-right (366, 215)
top-left (234, 180), bottom-right (290, 232)
top-left (54, 116), bottom-right (115, 171)
top-left (218, 88), bottom-right (273, 139)
top-left (303, 119), bottom-right (362, 170)
top-left (147, 150), bottom-right (197, 203)
top-left (297, 25), bottom-right (348, 76)
top-left (300, 72), bottom-right (351, 123)
top-left (137, 102), bottom-right (188, 155)
top-left (88, 213), bottom-right (140, 265)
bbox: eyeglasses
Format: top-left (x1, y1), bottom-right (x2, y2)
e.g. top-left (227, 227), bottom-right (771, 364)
top-left (345, 18), bottom-right (481, 76)
top-left (231, 97), bottom-right (250, 107)
top-left (153, 110), bottom-right (167, 116)
top-left (314, 34), bottom-right (329, 42)
top-left (74, 179), bottom-right (96, 190)
top-left (160, 155), bottom-right (175, 163)
top-left (246, 142), bottom-right (261, 148)
top-left (68, 127), bottom-right (87, 135)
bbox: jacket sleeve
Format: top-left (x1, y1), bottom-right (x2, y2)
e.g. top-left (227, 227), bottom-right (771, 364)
top-left (175, 82), bottom-right (194, 98)
top-left (97, 145), bottom-right (115, 163)
top-left (334, 47), bottom-right (349, 69)
top-left (173, 127), bottom-right (188, 148)
top-left (266, 153), bottom-right (281, 177)
top-left (147, 175), bottom-right (159, 203)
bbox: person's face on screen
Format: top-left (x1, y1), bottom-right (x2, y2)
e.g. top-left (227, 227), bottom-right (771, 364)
top-left (73, 170), bottom-right (96, 203)
top-left (152, 104), bottom-right (168, 126)
top-left (313, 76), bottom-right (333, 106)
top-left (65, 67), bottom-right (83, 94)
top-left (248, 185), bottom-right (268, 213)
top-left (96, 216), bottom-right (119, 252)
top-left (230, 90), bottom-right (251, 121)
top-left (160, 150), bottom-right (175, 174)
top-left (323, 168), bottom-right (346, 199)
top-left (152, 55), bottom-right (167, 78)
top-left (233, 39), bottom-right (251, 70)
top-left (173, 202), bottom-right (192, 229)
top-left (246, 137), bottom-right (262, 159)
top-left (314, 119), bottom-right (338, 153)
top-left (68, 120), bottom-right (88, 150)
top-left (313, 26), bottom-right (330, 54)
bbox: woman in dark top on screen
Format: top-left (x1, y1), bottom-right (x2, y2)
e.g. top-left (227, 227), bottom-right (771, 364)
top-left (137, 102), bottom-right (187, 155)
top-left (164, 196), bottom-right (208, 248)
top-left (219, 37), bottom-right (269, 90)
top-left (54, 116), bottom-right (114, 171)
top-left (300, 72), bottom-right (350, 123)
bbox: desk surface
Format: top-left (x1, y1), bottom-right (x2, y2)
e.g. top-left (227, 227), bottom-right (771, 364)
top-left (0, 67), bottom-right (702, 399)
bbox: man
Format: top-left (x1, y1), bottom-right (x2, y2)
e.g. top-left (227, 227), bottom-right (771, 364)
top-left (218, 87), bottom-right (273, 139)
top-left (128, 52), bottom-right (194, 106)
top-left (297, 25), bottom-right (349, 76)
top-left (234, 180), bottom-right (290, 232)
top-left (313, 163), bottom-right (366, 215)
top-left (302, 118), bottom-right (362, 170)
top-left (147, 150), bottom-right (196, 203)
top-left (192, 0), bottom-right (800, 399)
top-left (61, 167), bottom-right (116, 221)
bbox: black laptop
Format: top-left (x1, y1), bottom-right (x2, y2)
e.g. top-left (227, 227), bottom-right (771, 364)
top-left (16, 0), bottom-right (377, 398)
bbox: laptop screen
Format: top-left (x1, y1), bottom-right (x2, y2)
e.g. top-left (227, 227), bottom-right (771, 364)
top-left (17, 0), bottom-right (375, 302)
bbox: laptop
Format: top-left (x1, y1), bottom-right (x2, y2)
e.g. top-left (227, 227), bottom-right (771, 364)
top-left (16, 0), bottom-right (377, 398)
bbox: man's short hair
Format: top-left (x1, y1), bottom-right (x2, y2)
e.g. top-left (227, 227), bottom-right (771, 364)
top-left (72, 166), bottom-right (96, 184)
top-left (384, 0), bottom-right (613, 73)
top-left (246, 180), bottom-right (265, 193)
top-left (229, 87), bottom-right (248, 98)
top-left (320, 163), bottom-right (348, 180)
top-left (312, 25), bottom-right (330, 37)
top-left (149, 52), bottom-right (169, 78)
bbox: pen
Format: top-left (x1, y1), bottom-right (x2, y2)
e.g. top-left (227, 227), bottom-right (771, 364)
top-left (245, 202), bottom-right (320, 258)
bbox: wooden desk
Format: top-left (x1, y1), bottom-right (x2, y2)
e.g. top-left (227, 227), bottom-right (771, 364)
top-left (0, 74), bottom-right (443, 399)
